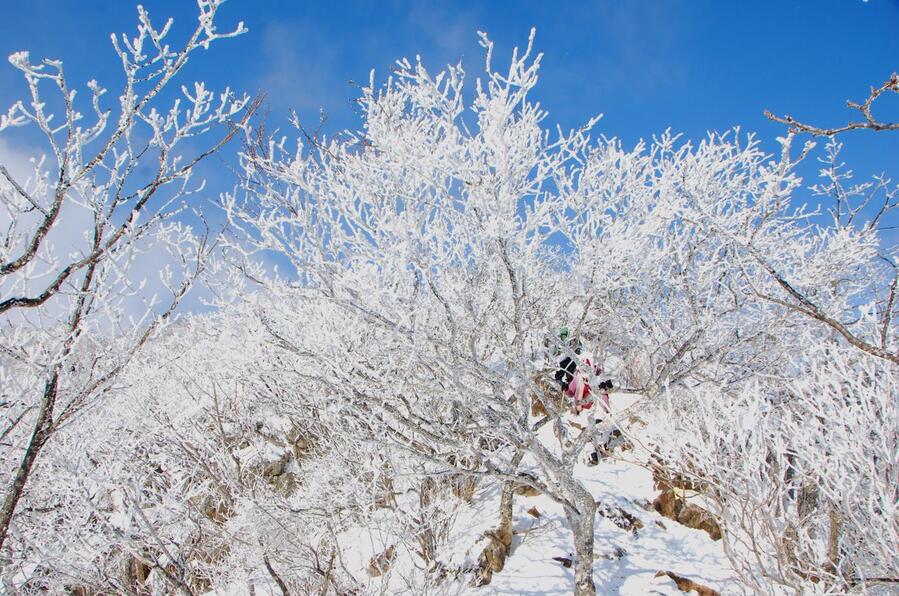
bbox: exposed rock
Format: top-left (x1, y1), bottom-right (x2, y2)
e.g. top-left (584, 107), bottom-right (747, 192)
top-left (678, 502), bottom-right (722, 541)
top-left (650, 460), bottom-right (721, 540)
top-left (597, 502), bottom-right (644, 534)
top-left (526, 506), bottom-right (541, 518)
top-left (552, 556), bottom-right (573, 568)
top-left (654, 570), bottom-right (721, 596)
top-left (485, 526), bottom-right (513, 571)
top-left (654, 488), bottom-right (679, 518)
top-left (513, 472), bottom-right (541, 497)
top-left (367, 545), bottom-right (396, 577)
top-left (653, 490), bottom-right (722, 541)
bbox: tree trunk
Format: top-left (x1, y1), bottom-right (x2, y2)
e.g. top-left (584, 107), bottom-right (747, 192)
top-left (565, 485), bottom-right (597, 596)
top-left (0, 373), bottom-right (58, 553)
top-left (497, 475), bottom-right (516, 540)
top-left (499, 450), bottom-right (525, 541)
top-left (826, 503), bottom-right (842, 575)
top-left (475, 451), bottom-right (523, 586)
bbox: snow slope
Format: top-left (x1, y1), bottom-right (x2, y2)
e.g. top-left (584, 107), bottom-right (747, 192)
top-left (476, 393), bottom-right (739, 596)
top-left (207, 392), bottom-right (739, 595)
top-left (334, 393), bottom-right (740, 596)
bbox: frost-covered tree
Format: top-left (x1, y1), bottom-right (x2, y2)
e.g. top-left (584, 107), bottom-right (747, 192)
top-left (12, 284), bottom-right (482, 593)
top-left (3, 6), bottom-right (892, 593)
top-left (0, 0), bottom-right (250, 573)
top-left (225, 27), bottom-right (834, 592)
top-left (558, 130), bottom-right (805, 398)
top-left (650, 342), bottom-right (897, 595)
top-left (228, 28), bottom-right (898, 592)
top-left (761, 75), bottom-right (899, 365)
top-left (645, 79), bottom-right (899, 594)
top-left (228, 31), bottom-right (617, 594)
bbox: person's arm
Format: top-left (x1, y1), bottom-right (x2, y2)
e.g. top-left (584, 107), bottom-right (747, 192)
top-left (555, 356), bottom-right (575, 390)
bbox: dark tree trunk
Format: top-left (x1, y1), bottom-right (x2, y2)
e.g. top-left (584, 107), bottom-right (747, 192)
top-left (0, 372), bottom-right (59, 554)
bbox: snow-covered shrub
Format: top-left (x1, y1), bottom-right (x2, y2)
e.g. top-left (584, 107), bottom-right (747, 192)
top-left (649, 336), bottom-right (897, 594)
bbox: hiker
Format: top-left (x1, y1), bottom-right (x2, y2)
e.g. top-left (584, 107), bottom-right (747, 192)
top-left (553, 327), bottom-right (612, 415)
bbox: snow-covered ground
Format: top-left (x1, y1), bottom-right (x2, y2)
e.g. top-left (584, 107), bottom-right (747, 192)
top-left (476, 393), bottom-right (737, 595)
top-left (323, 392), bottom-right (741, 596)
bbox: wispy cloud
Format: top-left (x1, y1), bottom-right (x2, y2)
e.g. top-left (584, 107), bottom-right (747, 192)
top-left (402, 1), bottom-right (483, 65)
top-left (256, 20), bottom-right (347, 118)
top-left (580, 2), bottom-right (691, 95)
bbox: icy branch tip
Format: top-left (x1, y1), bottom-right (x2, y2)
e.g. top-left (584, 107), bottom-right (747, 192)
top-left (9, 51), bottom-right (29, 68)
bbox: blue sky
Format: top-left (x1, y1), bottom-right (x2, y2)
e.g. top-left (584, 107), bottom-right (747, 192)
top-left (1, 0), bottom-right (898, 216)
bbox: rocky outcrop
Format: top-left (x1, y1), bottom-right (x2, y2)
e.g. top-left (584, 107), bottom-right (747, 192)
top-left (654, 570), bottom-right (721, 595)
top-left (653, 490), bottom-right (722, 541)
top-left (651, 460), bottom-right (722, 540)
top-left (597, 502), bottom-right (644, 534)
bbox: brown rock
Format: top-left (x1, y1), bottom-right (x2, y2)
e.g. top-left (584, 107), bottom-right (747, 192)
top-left (481, 535), bottom-right (508, 573)
top-left (472, 524), bottom-right (513, 587)
top-left (654, 489), bottom-right (680, 519)
top-left (597, 503), bottom-right (644, 533)
top-left (526, 506), bottom-right (541, 518)
top-left (676, 503), bottom-right (722, 541)
top-left (653, 490), bottom-right (722, 541)
top-left (654, 570), bottom-right (721, 596)
top-left (513, 472), bottom-right (541, 497)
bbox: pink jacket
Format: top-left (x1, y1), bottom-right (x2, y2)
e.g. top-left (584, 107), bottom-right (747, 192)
top-left (564, 357), bottom-right (610, 412)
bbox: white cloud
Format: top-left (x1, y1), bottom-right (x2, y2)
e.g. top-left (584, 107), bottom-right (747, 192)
top-left (257, 20), bottom-right (346, 116)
